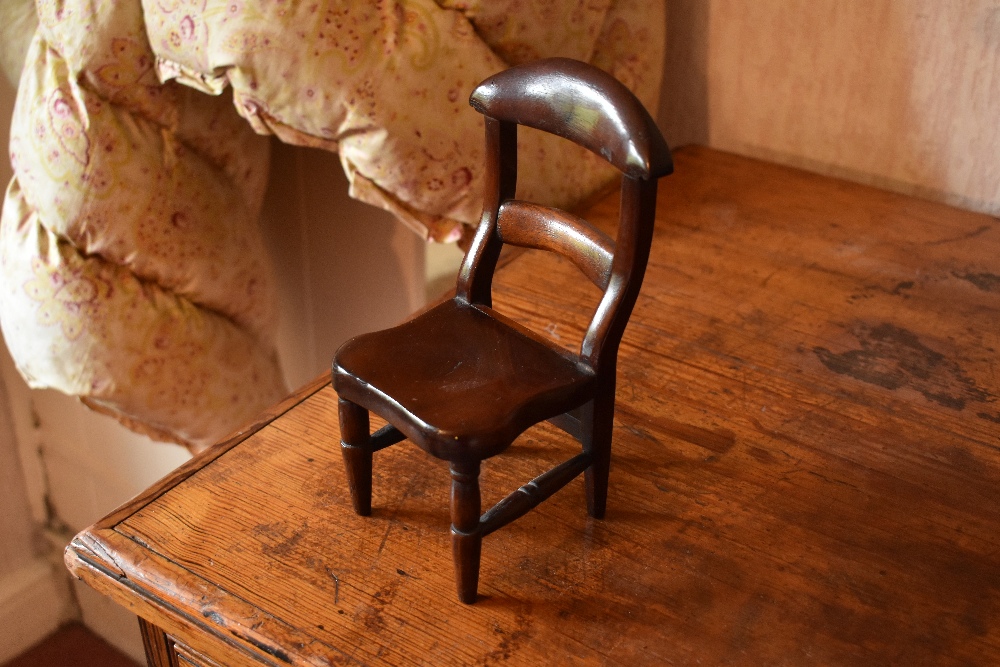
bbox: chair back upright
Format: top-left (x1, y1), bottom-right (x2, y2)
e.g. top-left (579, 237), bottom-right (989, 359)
top-left (457, 57), bottom-right (673, 374)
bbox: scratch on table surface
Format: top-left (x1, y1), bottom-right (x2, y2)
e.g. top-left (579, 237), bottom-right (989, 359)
top-left (325, 567), bottom-right (340, 604)
top-left (924, 224), bottom-right (992, 246)
top-left (376, 522), bottom-right (392, 557)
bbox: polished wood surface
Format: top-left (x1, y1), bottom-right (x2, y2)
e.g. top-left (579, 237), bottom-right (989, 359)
top-left (334, 299), bottom-right (596, 459)
top-left (470, 57), bottom-right (672, 180)
top-left (496, 201), bottom-right (615, 290)
top-left (335, 59), bottom-right (671, 602)
top-left (67, 147), bottom-right (1000, 665)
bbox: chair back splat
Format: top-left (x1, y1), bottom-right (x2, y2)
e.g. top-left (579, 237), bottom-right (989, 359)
top-left (332, 57), bottom-right (672, 603)
top-left (460, 58), bottom-right (672, 370)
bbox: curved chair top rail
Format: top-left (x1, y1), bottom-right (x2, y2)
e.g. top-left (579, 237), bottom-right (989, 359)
top-left (469, 57), bottom-right (673, 180)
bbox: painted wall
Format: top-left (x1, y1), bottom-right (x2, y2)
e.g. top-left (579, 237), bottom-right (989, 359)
top-left (0, 336), bottom-right (70, 666)
top-left (0, 62), bottom-right (35, 588)
top-left (261, 141), bottom-right (426, 392)
top-left (660, 0), bottom-right (1000, 217)
top-left (0, 67), bottom-right (77, 665)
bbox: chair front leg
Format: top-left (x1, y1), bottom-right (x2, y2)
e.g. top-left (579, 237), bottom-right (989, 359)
top-left (339, 398), bottom-right (373, 516)
top-left (583, 379), bottom-right (616, 519)
top-left (449, 460), bottom-right (483, 604)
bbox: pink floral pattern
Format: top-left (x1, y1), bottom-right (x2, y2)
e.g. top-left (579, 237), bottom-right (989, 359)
top-left (1, 0), bottom-right (664, 449)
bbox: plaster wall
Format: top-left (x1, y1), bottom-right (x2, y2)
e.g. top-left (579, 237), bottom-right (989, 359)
top-left (660, 0), bottom-right (1000, 216)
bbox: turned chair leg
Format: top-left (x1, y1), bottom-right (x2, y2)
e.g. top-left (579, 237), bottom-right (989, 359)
top-left (450, 460), bottom-right (483, 604)
top-left (583, 383), bottom-right (616, 519)
top-left (339, 398), bottom-right (373, 516)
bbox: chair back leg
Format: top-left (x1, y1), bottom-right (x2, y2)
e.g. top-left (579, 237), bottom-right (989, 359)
top-left (583, 379), bottom-right (616, 519)
top-left (339, 398), bottom-right (373, 516)
top-left (450, 460), bottom-right (484, 603)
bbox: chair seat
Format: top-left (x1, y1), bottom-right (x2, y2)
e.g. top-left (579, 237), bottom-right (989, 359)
top-left (333, 298), bottom-right (596, 460)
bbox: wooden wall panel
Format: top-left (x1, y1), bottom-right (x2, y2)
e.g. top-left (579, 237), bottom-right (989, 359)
top-left (661, 0), bottom-right (1000, 217)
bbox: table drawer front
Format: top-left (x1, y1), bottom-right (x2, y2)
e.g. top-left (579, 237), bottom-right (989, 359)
top-left (174, 640), bottom-right (226, 667)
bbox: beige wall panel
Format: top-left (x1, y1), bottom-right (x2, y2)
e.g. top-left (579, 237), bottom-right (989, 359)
top-left (662, 0), bottom-right (1000, 216)
top-left (0, 363), bottom-right (36, 575)
top-left (260, 141), bottom-right (426, 391)
top-left (0, 53), bottom-right (40, 579)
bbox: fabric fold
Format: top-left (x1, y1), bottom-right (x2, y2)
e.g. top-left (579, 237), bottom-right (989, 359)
top-left (1, 0), bottom-right (664, 448)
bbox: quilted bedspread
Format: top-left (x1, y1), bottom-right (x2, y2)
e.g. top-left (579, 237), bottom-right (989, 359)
top-left (1, 0), bottom-right (664, 449)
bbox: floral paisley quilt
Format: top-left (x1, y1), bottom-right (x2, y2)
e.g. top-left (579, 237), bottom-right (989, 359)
top-left (1, 0), bottom-right (664, 449)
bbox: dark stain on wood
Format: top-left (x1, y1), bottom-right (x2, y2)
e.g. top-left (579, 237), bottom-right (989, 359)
top-left (747, 446), bottom-right (777, 464)
top-left (953, 271), bottom-right (1000, 292)
top-left (848, 279), bottom-right (916, 303)
top-left (482, 613), bottom-right (533, 665)
top-left (253, 521), bottom-right (307, 558)
top-left (890, 280), bottom-right (914, 295)
top-left (354, 579), bottom-right (401, 636)
top-left (814, 323), bottom-right (994, 410)
top-left (944, 446), bottom-right (988, 476)
top-left (201, 609), bottom-right (226, 627)
top-left (977, 411), bottom-right (1000, 424)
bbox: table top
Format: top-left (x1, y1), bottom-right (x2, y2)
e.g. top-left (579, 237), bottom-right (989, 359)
top-left (66, 147), bottom-right (1000, 666)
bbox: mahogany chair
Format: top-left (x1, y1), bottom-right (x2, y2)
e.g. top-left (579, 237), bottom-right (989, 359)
top-left (332, 57), bottom-right (672, 603)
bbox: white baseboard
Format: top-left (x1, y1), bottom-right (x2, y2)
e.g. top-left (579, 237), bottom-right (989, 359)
top-left (0, 558), bottom-right (76, 664)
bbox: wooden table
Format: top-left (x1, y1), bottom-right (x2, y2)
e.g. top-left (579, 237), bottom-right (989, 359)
top-left (66, 147), bottom-right (1000, 666)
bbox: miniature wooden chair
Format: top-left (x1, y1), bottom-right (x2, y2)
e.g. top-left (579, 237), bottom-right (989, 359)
top-left (332, 57), bottom-right (672, 603)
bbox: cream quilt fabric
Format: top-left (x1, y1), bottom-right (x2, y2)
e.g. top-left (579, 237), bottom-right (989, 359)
top-left (1, 0), bottom-right (665, 449)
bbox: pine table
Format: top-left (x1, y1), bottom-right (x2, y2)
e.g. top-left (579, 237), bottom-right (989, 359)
top-left (66, 147), bottom-right (1000, 666)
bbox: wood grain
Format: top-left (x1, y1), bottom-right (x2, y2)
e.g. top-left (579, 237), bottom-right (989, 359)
top-left (497, 200), bottom-right (615, 290)
top-left (92, 370), bottom-right (330, 530)
top-left (67, 147), bottom-right (1000, 665)
top-left (139, 618), bottom-right (178, 667)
